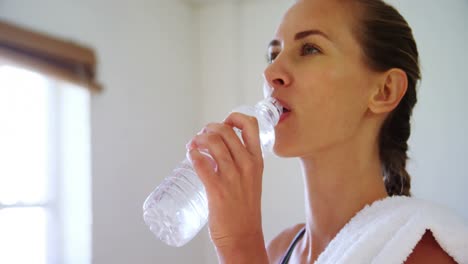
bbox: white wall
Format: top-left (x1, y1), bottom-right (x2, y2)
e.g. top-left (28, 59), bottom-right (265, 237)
top-left (0, 0), bottom-right (206, 263)
top-left (389, 0), bottom-right (468, 223)
top-left (197, 2), bottom-right (242, 124)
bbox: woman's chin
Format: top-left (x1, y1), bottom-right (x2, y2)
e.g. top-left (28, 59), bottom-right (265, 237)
top-left (272, 143), bottom-right (296, 158)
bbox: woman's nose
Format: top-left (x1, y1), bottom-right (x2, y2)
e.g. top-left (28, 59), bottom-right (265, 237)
top-left (263, 59), bottom-right (291, 91)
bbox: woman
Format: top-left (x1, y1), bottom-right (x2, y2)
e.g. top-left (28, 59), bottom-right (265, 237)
top-left (186, 0), bottom-right (466, 263)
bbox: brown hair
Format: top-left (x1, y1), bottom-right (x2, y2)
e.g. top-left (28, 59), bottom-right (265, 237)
top-left (353, 0), bottom-right (421, 196)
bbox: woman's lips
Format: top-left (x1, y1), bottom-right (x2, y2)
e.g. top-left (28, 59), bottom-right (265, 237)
top-left (273, 98), bottom-right (291, 123)
top-left (279, 110), bottom-right (291, 123)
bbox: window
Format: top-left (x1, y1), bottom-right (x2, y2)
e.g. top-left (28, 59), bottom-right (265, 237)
top-left (0, 65), bottom-right (92, 264)
top-left (0, 20), bottom-right (98, 264)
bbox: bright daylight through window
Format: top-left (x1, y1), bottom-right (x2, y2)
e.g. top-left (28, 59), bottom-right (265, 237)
top-left (0, 65), bottom-right (91, 264)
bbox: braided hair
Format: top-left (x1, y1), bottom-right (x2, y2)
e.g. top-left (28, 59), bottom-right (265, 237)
top-left (353, 0), bottom-right (420, 196)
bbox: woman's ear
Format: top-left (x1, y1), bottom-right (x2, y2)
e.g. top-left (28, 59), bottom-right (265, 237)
top-left (368, 68), bottom-right (408, 114)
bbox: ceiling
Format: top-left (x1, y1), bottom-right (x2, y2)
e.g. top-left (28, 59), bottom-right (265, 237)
top-left (182, 0), bottom-right (241, 6)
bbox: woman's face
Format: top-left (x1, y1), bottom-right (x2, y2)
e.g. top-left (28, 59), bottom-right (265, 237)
top-left (265, 0), bottom-right (380, 158)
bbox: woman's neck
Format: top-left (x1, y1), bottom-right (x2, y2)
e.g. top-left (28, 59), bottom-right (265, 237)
top-left (297, 136), bottom-right (388, 262)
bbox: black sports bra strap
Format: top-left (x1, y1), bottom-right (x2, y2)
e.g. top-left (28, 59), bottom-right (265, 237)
top-left (279, 227), bottom-right (306, 264)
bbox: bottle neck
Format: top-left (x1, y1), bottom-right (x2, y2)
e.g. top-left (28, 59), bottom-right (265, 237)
top-left (255, 97), bottom-right (283, 127)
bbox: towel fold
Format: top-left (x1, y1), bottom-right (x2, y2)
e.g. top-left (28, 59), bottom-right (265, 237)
top-left (315, 196), bottom-right (468, 264)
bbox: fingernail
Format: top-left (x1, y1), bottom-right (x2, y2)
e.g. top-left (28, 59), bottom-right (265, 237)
top-left (186, 140), bottom-right (194, 150)
top-left (186, 149), bottom-right (194, 164)
top-left (187, 147), bottom-right (201, 164)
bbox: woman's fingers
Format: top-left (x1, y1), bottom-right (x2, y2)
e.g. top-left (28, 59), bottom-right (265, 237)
top-left (188, 131), bottom-right (237, 177)
top-left (187, 147), bottom-right (218, 193)
top-left (188, 112), bottom-right (263, 185)
top-left (187, 114), bottom-right (266, 253)
top-left (223, 112), bottom-right (262, 158)
top-left (202, 122), bottom-right (252, 168)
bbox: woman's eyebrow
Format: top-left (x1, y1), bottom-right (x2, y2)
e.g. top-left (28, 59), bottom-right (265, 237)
top-left (268, 29), bottom-right (331, 49)
top-left (295, 29), bottom-right (330, 41)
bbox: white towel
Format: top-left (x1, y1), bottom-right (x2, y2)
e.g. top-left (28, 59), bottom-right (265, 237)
top-left (315, 196), bottom-right (468, 264)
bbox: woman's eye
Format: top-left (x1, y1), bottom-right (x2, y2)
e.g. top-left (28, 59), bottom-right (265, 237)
top-left (267, 52), bottom-right (279, 64)
top-left (301, 43), bottom-right (320, 56)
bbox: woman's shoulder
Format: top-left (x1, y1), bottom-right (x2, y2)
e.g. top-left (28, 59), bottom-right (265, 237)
top-left (266, 223), bottom-right (305, 263)
top-left (405, 229), bottom-right (457, 264)
top-left (404, 198), bottom-right (467, 263)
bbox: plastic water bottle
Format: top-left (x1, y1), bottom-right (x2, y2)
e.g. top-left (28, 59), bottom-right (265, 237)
top-left (142, 96), bottom-right (283, 247)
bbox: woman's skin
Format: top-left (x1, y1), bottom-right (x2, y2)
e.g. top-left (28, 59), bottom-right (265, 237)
top-left (187, 0), bottom-right (456, 263)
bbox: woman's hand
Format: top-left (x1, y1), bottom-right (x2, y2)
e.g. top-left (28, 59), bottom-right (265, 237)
top-left (187, 112), bottom-right (269, 264)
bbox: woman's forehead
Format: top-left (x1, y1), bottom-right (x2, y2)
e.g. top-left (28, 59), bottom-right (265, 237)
top-left (274, 0), bottom-right (353, 42)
